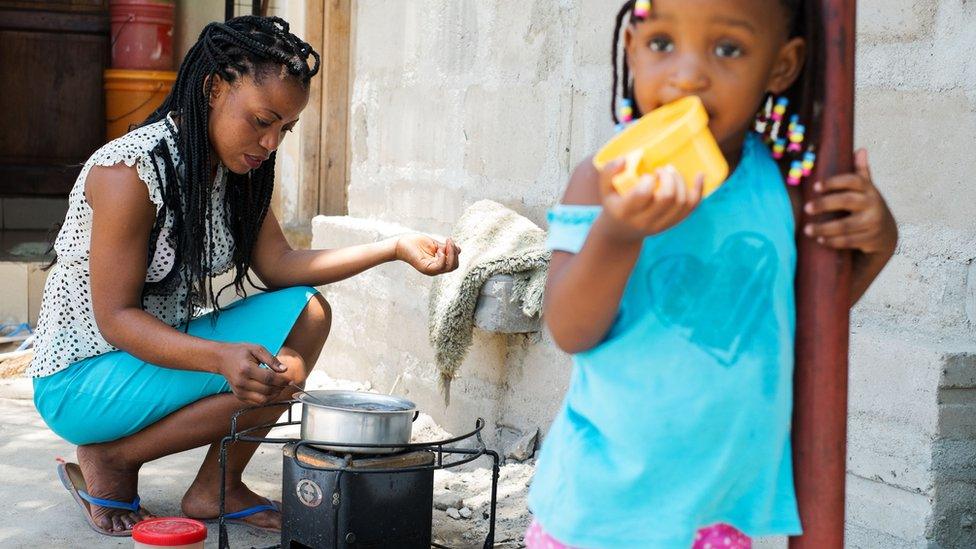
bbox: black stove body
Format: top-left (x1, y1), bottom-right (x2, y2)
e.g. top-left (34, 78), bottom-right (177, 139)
top-left (280, 442), bottom-right (436, 549)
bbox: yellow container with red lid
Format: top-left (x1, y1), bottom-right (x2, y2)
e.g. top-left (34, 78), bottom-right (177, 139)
top-left (593, 96), bottom-right (729, 197)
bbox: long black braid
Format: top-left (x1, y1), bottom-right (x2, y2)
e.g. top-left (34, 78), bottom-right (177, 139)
top-left (610, 0), bottom-right (820, 178)
top-left (140, 16), bottom-right (320, 325)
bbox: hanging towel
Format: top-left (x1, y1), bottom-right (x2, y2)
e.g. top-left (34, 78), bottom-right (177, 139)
top-left (428, 200), bottom-right (550, 403)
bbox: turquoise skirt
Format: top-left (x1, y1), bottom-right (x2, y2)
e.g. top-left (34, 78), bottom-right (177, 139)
top-left (33, 286), bottom-right (319, 446)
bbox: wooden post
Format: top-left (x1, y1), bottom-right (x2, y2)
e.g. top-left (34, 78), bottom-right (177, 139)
top-left (317, 0), bottom-right (352, 216)
top-left (790, 1), bottom-right (856, 547)
top-left (298, 0), bottom-right (325, 225)
top-left (298, 0), bottom-right (351, 221)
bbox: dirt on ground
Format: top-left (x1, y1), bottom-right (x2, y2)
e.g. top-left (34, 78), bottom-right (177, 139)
top-left (430, 460), bottom-right (534, 549)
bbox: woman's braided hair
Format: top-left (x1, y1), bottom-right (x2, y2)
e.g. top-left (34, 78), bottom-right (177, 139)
top-left (610, 1), bottom-right (819, 178)
top-left (140, 16), bottom-right (319, 324)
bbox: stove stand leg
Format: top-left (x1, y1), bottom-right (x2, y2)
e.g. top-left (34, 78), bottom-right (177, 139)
top-left (484, 450), bottom-right (500, 549)
top-left (218, 436), bottom-right (232, 549)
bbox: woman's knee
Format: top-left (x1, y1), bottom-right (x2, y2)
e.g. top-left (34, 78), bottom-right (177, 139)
top-left (295, 293), bottom-right (331, 346)
top-left (306, 293), bottom-right (332, 337)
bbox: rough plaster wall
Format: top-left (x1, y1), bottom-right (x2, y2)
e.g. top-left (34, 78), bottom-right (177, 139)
top-left (341, 0), bottom-right (617, 436)
top-left (312, 0), bottom-right (976, 545)
top-left (347, 0), bottom-right (616, 236)
top-left (847, 0), bottom-right (976, 546)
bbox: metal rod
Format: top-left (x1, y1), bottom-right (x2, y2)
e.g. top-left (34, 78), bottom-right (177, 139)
top-left (484, 450), bottom-right (501, 549)
top-left (790, 1), bottom-right (856, 547)
top-left (217, 436), bottom-right (231, 549)
top-left (224, 0), bottom-right (234, 21)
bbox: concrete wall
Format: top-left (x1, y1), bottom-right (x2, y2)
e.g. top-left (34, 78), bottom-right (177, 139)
top-left (314, 0), bottom-right (610, 442)
top-left (845, 0), bottom-right (976, 546)
top-left (311, 0), bottom-right (976, 546)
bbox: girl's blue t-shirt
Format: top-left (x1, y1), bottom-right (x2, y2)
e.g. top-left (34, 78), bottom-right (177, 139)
top-left (528, 132), bottom-right (802, 548)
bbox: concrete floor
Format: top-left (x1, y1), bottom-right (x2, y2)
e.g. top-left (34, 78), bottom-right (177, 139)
top-left (0, 376), bottom-right (786, 548)
top-left (0, 375), bottom-right (515, 549)
top-left (0, 377), bottom-right (281, 549)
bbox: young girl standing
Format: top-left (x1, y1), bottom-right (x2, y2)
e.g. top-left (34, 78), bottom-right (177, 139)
top-left (528, 1), bottom-right (897, 548)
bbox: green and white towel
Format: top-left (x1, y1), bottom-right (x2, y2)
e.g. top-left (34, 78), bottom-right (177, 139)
top-left (428, 200), bottom-right (550, 403)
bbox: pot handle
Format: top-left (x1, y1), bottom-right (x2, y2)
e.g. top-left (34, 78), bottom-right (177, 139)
top-left (413, 410), bottom-right (420, 422)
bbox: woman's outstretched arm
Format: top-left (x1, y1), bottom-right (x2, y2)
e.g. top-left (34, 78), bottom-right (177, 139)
top-left (250, 209), bottom-right (460, 289)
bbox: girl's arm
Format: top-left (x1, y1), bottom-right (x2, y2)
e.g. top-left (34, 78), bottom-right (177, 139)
top-left (249, 210), bottom-right (460, 290)
top-left (546, 159), bottom-right (702, 354)
top-left (88, 165), bottom-right (291, 404)
top-left (793, 148), bottom-right (898, 305)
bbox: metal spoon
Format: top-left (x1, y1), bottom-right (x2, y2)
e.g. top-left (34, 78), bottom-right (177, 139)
top-left (258, 363), bottom-right (329, 406)
top-left (288, 382), bottom-right (330, 407)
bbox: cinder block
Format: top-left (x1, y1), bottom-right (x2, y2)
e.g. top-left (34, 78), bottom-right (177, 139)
top-left (930, 480), bottom-right (976, 548)
top-left (968, 261), bottom-right (976, 327)
top-left (857, 0), bottom-right (937, 42)
top-left (846, 474), bottom-right (932, 547)
top-left (373, 86), bottom-right (463, 170)
top-left (939, 389), bottom-right (976, 441)
top-left (387, 179), bottom-right (465, 228)
top-left (932, 439), bottom-right (976, 483)
top-left (462, 85), bottom-right (554, 181)
top-left (498, 330), bottom-right (572, 431)
top-left (482, 0), bottom-right (564, 83)
top-left (848, 328), bottom-right (943, 436)
top-left (847, 411), bottom-right (935, 494)
top-left (572, 0), bottom-right (619, 67)
top-left (414, 0), bottom-right (478, 79)
top-left (942, 353), bottom-right (976, 390)
top-left (353, 0), bottom-right (413, 77)
top-left (855, 89), bottom-right (976, 234)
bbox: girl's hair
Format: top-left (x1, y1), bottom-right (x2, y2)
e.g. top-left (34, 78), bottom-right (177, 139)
top-left (610, 1), bottom-right (821, 177)
top-left (139, 16), bottom-right (319, 324)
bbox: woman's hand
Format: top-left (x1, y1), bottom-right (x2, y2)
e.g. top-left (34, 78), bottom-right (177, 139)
top-left (597, 160), bottom-right (704, 243)
top-left (395, 234), bottom-right (461, 276)
top-left (803, 149), bottom-right (898, 255)
top-left (212, 343), bottom-right (291, 405)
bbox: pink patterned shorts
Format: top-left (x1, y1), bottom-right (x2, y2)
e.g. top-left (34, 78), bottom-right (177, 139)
top-left (525, 520), bottom-right (751, 549)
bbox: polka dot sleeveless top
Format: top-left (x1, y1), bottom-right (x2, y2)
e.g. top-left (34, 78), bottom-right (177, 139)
top-left (28, 116), bottom-right (235, 378)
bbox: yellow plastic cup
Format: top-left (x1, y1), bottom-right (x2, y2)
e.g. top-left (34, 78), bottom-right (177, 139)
top-left (593, 96), bottom-right (729, 197)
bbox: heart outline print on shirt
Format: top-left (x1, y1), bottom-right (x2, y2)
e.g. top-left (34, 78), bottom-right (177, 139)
top-left (647, 232), bottom-right (778, 366)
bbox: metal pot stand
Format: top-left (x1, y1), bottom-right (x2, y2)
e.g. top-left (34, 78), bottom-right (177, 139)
top-left (217, 401), bottom-right (500, 549)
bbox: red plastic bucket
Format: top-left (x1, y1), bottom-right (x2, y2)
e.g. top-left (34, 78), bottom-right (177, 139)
top-left (110, 0), bottom-right (175, 71)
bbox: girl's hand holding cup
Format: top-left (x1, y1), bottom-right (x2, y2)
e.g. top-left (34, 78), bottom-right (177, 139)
top-left (597, 158), bottom-right (704, 243)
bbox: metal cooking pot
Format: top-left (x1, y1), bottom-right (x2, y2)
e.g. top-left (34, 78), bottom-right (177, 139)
top-left (298, 390), bottom-right (418, 454)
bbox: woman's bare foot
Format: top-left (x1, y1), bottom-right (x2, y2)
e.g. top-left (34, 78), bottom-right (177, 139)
top-left (181, 479), bottom-right (281, 530)
top-left (76, 444), bottom-right (153, 533)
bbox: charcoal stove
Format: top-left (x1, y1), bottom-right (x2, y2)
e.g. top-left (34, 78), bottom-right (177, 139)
top-left (216, 401), bottom-right (500, 549)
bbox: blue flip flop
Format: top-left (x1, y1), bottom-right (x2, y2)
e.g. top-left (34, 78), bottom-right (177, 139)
top-left (57, 461), bottom-right (149, 537)
top-left (203, 498), bottom-right (281, 532)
